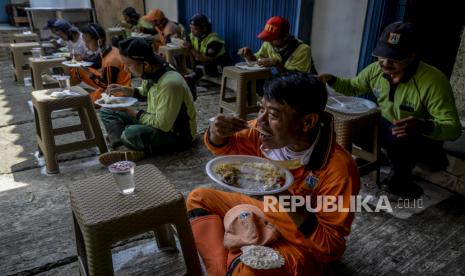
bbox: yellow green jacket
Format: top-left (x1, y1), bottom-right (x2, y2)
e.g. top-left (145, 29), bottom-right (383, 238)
top-left (255, 40), bottom-right (312, 73)
top-left (189, 32), bottom-right (226, 58)
top-left (137, 71), bottom-right (197, 141)
top-left (331, 61), bottom-right (461, 141)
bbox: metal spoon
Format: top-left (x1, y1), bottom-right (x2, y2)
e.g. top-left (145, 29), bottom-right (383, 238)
top-left (330, 96), bottom-right (349, 109)
top-left (208, 116), bottom-right (270, 135)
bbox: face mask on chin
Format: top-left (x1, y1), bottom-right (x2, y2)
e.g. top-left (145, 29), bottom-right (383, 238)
top-left (259, 127), bottom-right (321, 170)
top-left (260, 145), bottom-right (303, 170)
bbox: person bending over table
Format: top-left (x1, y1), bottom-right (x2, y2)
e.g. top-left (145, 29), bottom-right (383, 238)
top-left (237, 16), bottom-right (315, 75)
top-left (69, 23), bottom-right (131, 102)
top-left (143, 9), bottom-right (184, 51)
top-left (98, 37), bottom-right (197, 166)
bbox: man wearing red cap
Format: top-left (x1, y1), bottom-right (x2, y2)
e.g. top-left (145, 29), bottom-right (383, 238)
top-left (318, 22), bottom-right (461, 199)
top-left (143, 9), bottom-right (184, 50)
top-left (238, 16), bottom-right (314, 74)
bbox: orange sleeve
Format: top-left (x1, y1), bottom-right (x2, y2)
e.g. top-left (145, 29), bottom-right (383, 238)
top-left (303, 145), bottom-right (360, 260)
top-left (203, 119), bottom-right (262, 156)
top-left (116, 65), bottom-right (131, 87)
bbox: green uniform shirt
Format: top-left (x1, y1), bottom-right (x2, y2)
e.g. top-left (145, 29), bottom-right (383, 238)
top-left (137, 18), bottom-right (152, 30)
top-left (255, 40), bottom-right (312, 73)
top-left (331, 61), bottom-right (461, 141)
top-left (124, 18), bottom-right (153, 37)
top-left (189, 32), bottom-right (226, 58)
top-left (137, 71), bottom-right (197, 140)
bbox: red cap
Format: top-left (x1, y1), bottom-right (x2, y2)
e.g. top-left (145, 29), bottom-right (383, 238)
top-left (257, 16), bottom-right (290, 42)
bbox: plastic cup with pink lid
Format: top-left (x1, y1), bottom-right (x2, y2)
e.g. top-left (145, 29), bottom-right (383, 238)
top-left (108, 161), bottom-right (136, 195)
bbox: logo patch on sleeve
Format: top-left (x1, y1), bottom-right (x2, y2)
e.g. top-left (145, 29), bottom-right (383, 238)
top-left (304, 173), bottom-right (319, 189)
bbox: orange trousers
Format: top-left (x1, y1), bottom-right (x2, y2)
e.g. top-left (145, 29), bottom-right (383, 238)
top-left (186, 187), bottom-right (327, 276)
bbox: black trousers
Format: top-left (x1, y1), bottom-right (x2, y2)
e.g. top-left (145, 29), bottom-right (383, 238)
top-left (379, 117), bottom-right (448, 176)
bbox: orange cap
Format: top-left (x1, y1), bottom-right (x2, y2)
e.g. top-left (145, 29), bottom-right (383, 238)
top-left (223, 204), bottom-right (280, 250)
top-left (143, 9), bottom-right (166, 22)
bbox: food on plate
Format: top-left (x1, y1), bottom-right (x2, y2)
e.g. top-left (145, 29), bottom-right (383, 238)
top-left (246, 61), bottom-right (259, 67)
top-left (214, 161), bottom-right (285, 191)
top-left (100, 93), bottom-right (126, 104)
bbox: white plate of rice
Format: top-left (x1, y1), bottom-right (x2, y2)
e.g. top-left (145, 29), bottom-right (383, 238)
top-left (206, 155), bottom-right (294, 195)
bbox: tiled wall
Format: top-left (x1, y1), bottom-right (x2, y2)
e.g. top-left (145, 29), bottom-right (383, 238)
top-left (450, 27), bottom-right (465, 121)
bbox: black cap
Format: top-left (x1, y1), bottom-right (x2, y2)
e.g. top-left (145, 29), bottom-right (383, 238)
top-left (190, 14), bottom-right (211, 27)
top-left (373, 22), bottom-right (417, 60)
top-left (43, 18), bottom-right (57, 30)
top-left (118, 37), bottom-right (166, 65)
top-left (53, 19), bottom-right (79, 33)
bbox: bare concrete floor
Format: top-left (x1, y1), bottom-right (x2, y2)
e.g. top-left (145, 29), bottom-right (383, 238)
top-left (0, 59), bottom-right (465, 276)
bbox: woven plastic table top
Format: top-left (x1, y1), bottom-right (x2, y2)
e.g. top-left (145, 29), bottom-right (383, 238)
top-left (32, 86), bottom-right (87, 102)
top-left (10, 42), bottom-right (40, 48)
top-left (13, 33), bottom-right (38, 37)
top-left (69, 164), bottom-right (181, 226)
top-left (223, 65), bottom-right (271, 78)
top-left (326, 107), bottom-right (380, 122)
top-left (29, 57), bottom-right (66, 64)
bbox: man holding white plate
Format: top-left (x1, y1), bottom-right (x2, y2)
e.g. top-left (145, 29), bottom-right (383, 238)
top-left (318, 22), bottom-right (461, 199)
top-left (237, 16), bottom-right (315, 75)
top-left (97, 37), bottom-right (197, 166)
top-left (187, 73), bottom-right (360, 275)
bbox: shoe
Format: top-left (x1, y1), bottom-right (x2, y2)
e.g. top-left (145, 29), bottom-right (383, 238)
top-left (98, 150), bottom-right (145, 167)
top-left (380, 173), bottom-right (423, 199)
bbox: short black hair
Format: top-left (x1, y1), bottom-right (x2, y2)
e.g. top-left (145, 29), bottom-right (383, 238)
top-left (123, 7), bottom-right (140, 25)
top-left (81, 23), bottom-right (106, 44)
top-left (263, 72), bottom-right (327, 116)
top-left (190, 13), bottom-right (212, 34)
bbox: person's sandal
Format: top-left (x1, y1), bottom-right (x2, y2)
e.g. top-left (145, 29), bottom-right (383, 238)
top-left (98, 151), bottom-right (145, 167)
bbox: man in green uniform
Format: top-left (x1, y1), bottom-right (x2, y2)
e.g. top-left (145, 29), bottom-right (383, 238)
top-left (238, 16), bottom-right (314, 74)
top-left (183, 13), bottom-right (228, 84)
top-left (121, 7), bottom-right (154, 36)
top-left (98, 37), bottom-right (197, 166)
top-left (319, 22), bottom-right (461, 198)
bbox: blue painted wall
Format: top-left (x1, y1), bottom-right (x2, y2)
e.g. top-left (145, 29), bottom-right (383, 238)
top-left (178, 0), bottom-right (300, 63)
top-left (0, 0), bottom-right (10, 23)
top-left (357, 0), bottom-right (403, 72)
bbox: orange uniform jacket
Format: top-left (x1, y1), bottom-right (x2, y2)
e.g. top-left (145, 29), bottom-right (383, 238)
top-left (203, 112), bottom-right (360, 264)
top-left (71, 47), bottom-right (131, 102)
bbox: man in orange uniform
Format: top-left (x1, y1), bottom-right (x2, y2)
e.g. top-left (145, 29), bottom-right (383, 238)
top-left (143, 9), bottom-right (184, 51)
top-left (187, 73), bottom-right (360, 275)
top-left (70, 23), bottom-right (131, 102)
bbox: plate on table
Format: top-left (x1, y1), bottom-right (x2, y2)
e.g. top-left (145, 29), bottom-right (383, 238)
top-left (206, 155), bottom-right (294, 195)
top-left (326, 96), bottom-right (377, 114)
top-left (235, 61), bottom-right (268, 71)
top-left (62, 61), bottom-right (93, 68)
top-left (166, 43), bottom-right (181, 48)
top-left (52, 52), bottom-right (70, 58)
top-left (108, 27), bottom-right (124, 32)
top-left (94, 97), bottom-right (138, 108)
top-left (130, 32), bottom-right (152, 38)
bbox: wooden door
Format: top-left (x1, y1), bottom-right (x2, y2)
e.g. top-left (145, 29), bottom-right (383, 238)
top-left (93, 0), bottom-right (145, 29)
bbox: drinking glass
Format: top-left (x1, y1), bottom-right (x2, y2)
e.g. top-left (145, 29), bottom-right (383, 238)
top-left (108, 161), bottom-right (136, 195)
top-left (55, 75), bottom-right (70, 92)
top-left (31, 48), bottom-right (41, 60)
